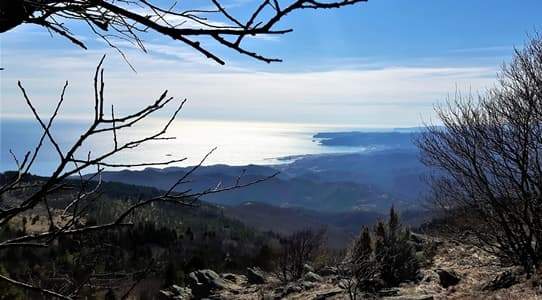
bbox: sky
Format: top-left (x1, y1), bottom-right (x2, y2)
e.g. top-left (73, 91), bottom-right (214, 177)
top-left (1, 0), bottom-right (542, 127)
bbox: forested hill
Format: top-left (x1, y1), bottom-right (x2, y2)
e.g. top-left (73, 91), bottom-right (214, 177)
top-left (85, 165), bottom-right (402, 212)
top-left (313, 129), bottom-right (422, 148)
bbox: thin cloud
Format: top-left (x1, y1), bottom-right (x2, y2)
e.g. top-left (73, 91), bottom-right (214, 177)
top-left (1, 44), bottom-right (497, 127)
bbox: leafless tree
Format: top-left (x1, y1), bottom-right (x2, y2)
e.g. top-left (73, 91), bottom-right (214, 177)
top-left (0, 0), bottom-right (367, 65)
top-left (275, 228), bottom-right (325, 282)
top-left (0, 56), bottom-right (277, 298)
top-left (417, 35), bottom-right (542, 274)
top-left (0, 2), bottom-right (370, 297)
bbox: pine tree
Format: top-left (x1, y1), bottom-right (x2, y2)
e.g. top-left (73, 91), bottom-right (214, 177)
top-left (348, 206), bottom-right (420, 295)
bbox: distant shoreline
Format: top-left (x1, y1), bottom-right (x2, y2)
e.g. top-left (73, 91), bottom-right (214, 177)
top-left (312, 129), bottom-right (422, 148)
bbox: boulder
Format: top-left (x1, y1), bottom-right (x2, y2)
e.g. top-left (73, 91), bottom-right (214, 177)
top-left (419, 270), bottom-right (439, 283)
top-left (304, 271), bottom-right (323, 282)
top-left (301, 281), bottom-right (318, 289)
top-left (246, 267), bottom-right (266, 284)
top-left (187, 269), bottom-right (227, 298)
top-left (159, 290), bottom-right (176, 299)
top-left (284, 283), bottom-right (303, 295)
top-left (221, 273), bottom-right (246, 284)
top-left (303, 263), bottom-right (315, 273)
top-left (436, 269), bottom-right (461, 288)
top-left (483, 271), bottom-right (518, 290)
top-left (159, 285), bottom-right (192, 299)
top-left (173, 286), bottom-right (192, 299)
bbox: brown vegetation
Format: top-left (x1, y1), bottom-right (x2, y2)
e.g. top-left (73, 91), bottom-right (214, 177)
top-left (275, 228), bottom-right (326, 282)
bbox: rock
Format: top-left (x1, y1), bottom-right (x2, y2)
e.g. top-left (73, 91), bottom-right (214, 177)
top-left (221, 273), bottom-right (237, 281)
top-left (313, 288), bottom-right (343, 299)
top-left (246, 267), bottom-right (266, 284)
top-left (173, 286), bottom-right (192, 299)
top-left (304, 271), bottom-right (323, 282)
top-left (304, 263), bottom-right (315, 273)
top-left (302, 281), bottom-right (318, 289)
top-left (221, 273), bottom-right (246, 284)
top-left (378, 287), bottom-right (400, 297)
top-left (410, 233), bottom-right (430, 244)
top-left (284, 283), bottom-right (303, 295)
top-left (159, 290), bottom-right (176, 299)
top-left (159, 285), bottom-right (192, 299)
top-left (420, 270), bottom-right (439, 283)
top-left (483, 271), bottom-right (518, 290)
top-left (410, 233), bottom-right (443, 246)
top-left (436, 269), bottom-right (461, 288)
top-left (187, 269), bottom-right (228, 298)
top-left (319, 266), bottom-right (339, 276)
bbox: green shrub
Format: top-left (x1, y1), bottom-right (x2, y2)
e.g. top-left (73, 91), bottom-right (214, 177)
top-left (345, 207), bottom-right (419, 298)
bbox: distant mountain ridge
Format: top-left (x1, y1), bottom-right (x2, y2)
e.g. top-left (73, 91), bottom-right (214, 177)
top-left (90, 165), bottom-right (398, 212)
top-left (314, 131), bottom-right (420, 149)
top-left (223, 201), bottom-right (383, 247)
top-left (83, 130), bottom-right (430, 214)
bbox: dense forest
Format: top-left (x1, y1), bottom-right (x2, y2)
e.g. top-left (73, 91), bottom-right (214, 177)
top-left (0, 173), bottom-right (280, 298)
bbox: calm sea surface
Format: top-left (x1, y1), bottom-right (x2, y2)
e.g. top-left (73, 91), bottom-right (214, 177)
top-left (1, 118), bottom-right (368, 175)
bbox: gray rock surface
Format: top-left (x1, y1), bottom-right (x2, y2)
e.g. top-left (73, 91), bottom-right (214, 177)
top-left (221, 273), bottom-right (246, 284)
top-left (303, 263), bottom-right (315, 273)
top-left (159, 285), bottom-right (192, 299)
top-left (188, 269), bottom-right (228, 298)
top-left (304, 271), bottom-right (323, 282)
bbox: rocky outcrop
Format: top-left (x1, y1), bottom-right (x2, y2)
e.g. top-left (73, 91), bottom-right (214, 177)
top-left (187, 269), bottom-right (229, 298)
top-left (162, 240), bottom-right (538, 300)
top-left (303, 264), bottom-right (314, 273)
top-left (303, 271), bottom-right (323, 282)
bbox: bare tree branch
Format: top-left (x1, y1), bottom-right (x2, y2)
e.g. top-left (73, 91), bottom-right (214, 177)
top-left (0, 56), bottom-right (279, 297)
top-left (1, 0), bottom-right (368, 65)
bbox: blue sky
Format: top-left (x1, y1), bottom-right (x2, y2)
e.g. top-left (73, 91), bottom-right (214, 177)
top-left (1, 0), bottom-right (541, 126)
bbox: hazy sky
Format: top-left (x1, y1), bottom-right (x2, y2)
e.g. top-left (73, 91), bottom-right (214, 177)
top-left (1, 0), bottom-right (541, 127)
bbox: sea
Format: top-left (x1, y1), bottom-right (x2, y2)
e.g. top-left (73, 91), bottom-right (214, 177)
top-left (1, 117), bottom-right (374, 175)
